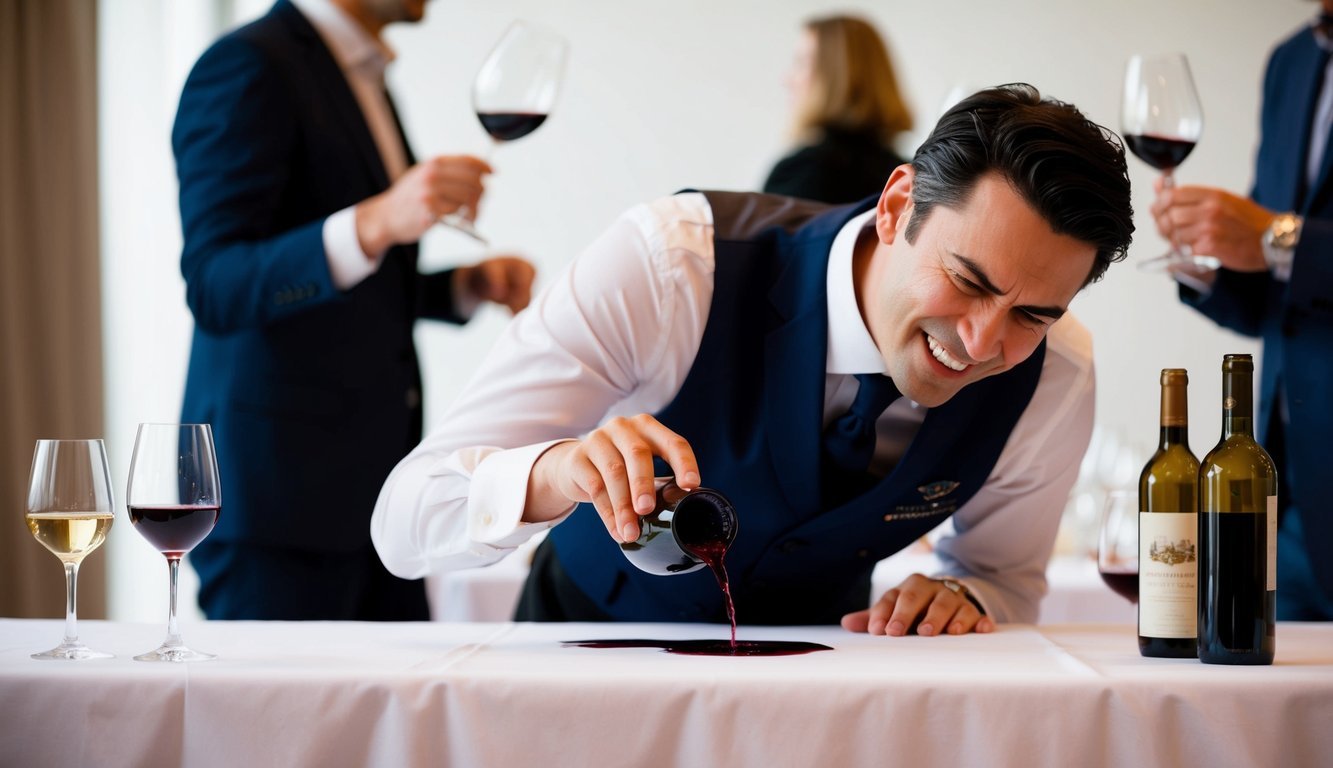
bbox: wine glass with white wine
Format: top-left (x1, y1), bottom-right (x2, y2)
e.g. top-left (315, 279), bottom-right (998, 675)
top-left (25, 439), bottom-right (116, 660)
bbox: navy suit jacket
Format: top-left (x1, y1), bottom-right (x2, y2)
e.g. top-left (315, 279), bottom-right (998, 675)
top-left (1181, 24), bottom-right (1333, 590)
top-left (173, 0), bottom-right (463, 551)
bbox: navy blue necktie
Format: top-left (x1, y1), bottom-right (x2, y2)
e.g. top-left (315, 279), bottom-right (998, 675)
top-left (821, 373), bottom-right (901, 508)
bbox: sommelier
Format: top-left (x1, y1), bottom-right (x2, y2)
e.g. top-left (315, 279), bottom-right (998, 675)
top-left (373, 85), bottom-right (1135, 635)
top-left (172, 0), bottom-right (535, 620)
top-left (1150, 3), bottom-right (1333, 620)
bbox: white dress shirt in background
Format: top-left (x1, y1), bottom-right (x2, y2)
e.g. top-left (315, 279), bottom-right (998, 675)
top-left (291, 0), bottom-right (408, 290)
top-left (371, 193), bottom-right (1096, 623)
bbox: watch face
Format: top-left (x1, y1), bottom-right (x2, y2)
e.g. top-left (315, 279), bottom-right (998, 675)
top-left (1270, 214), bottom-right (1300, 249)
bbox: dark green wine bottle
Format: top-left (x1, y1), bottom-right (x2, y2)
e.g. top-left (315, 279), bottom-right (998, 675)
top-left (1198, 354), bottom-right (1277, 665)
top-left (1138, 369), bottom-right (1199, 658)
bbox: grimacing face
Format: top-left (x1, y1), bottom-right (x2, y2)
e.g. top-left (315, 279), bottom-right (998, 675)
top-left (856, 166), bottom-right (1096, 408)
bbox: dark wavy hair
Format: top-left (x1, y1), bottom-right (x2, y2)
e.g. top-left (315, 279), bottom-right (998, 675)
top-left (907, 84), bottom-right (1133, 285)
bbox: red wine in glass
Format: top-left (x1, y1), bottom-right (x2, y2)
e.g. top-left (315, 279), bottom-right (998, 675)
top-left (1122, 53), bottom-right (1211, 271)
top-left (1099, 569), bottom-right (1139, 603)
top-left (126, 423), bottom-right (221, 663)
top-left (438, 21), bottom-right (568, 243)
top-left (477, 112), bottom-right (548, 142)
top-left (128, 504), bottom-right (220, 557)
top-left (1124, 134), bottom-right (1196, 172)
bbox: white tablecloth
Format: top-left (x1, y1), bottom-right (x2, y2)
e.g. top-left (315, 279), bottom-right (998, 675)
top-left (429, 550), bottom-right (1137, 624)
top-left (2, 619), bottom-right (1329, 767)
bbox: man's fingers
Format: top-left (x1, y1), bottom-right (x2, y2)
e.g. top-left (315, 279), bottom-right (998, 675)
top-left (581, 429), bottom-right (640, 543)
top-left (841, 609), bottom-right (871, 633)
top-left (629, 414), bottom-right (700, 489)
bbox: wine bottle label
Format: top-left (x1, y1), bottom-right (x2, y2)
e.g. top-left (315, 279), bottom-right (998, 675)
top-left (1139, 511), bottom-right (1198, 638)
top-left (1267, 495), bottom-right (1277, 591)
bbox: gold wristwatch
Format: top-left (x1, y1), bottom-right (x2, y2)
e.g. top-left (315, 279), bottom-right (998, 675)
top-left (1262, 212), bottom-right (1301, 278)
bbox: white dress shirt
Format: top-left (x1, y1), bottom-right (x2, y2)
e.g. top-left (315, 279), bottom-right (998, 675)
top-left (371, 193), bottom-right (1096, 623)
top-left (291, 0), bottom-right (406, 290)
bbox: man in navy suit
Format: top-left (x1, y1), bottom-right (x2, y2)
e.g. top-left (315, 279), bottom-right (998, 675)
top-left (373, 85), bottom-right (1136, 634)
top-left (173, 0), bottom-right (535, 620)
top-left (1152, 5), bottom-right (1333, 620)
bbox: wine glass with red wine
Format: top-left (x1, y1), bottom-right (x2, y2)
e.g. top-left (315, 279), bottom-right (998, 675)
top-left (437, 19), bottom-right (569, 243)
top-left (126, 423), bottom-right (220, 662)
top-left (1098, 489), bottom-right (1139, 603)
top-left (1122, 53), bottom-right (1214, 272)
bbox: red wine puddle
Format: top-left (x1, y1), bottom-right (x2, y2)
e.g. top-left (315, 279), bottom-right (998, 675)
top-left (562, 639), bottom-right (831, 656)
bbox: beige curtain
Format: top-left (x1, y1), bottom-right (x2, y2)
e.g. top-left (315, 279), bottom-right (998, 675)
top-left (0, 0), bottom-right (106, 618)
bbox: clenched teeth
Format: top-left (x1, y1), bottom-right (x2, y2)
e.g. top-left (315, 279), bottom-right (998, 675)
top-left (927, 334), bottom-right (968, 372)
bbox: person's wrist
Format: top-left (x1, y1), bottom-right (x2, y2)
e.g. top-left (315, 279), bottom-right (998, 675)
top-left (355, 195), bottom-right (391, 260)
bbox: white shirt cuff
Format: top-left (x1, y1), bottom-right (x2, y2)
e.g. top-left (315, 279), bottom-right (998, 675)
top-left (452, 268), bottom-right (482, 321)
top-left (466, 439), bottom-right (577, 546)
top-left (324, 205), bottom-right (383, 290)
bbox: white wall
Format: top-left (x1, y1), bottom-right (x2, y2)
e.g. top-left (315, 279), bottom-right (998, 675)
top-left (99, 0), bottom-right (1313, 619)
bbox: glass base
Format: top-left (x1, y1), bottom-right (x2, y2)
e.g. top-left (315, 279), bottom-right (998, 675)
top-left (134, 644), bottom-right (216, 663)
top-left (1137, 251), bottom-right (1221, 272)
top-left (436, 212), bottom-right (489, 244)
top-left (31, 642), bottom-right (113, 661)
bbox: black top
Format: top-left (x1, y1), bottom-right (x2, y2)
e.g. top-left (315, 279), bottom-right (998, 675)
top-left (762, 127), bottom-right (908, 204)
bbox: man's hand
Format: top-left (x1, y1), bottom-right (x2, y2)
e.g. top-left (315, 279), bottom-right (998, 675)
top-left (1149, 178), bottom-right (1274, 272)
top-left (355, 155), bottom-right (492, 257)
top-left (457, 256), bottom-right (536, 314)
top-left (525, 415), bottom-right (700, 544)
top-left (841, 573), bottom-right (995, 637)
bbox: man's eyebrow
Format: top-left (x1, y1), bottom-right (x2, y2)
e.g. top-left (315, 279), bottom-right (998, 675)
top-left (952, 253), bottom-right (1067, 320)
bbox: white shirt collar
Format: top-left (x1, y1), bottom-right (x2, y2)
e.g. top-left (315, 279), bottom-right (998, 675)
top-left (290, 0), bottom-right (396, 77)
top-left (825, 208), bottom-right (888, 375)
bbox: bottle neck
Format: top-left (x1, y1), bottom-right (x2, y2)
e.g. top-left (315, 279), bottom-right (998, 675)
top-left (1159, 424), bottom-right (1190, 449)
top-left (1221, 371), bottom-right (1255, 439)
top-left (1159, 380), bottom-right (1189, 449)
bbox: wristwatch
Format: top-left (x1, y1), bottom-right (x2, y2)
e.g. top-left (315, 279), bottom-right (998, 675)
top-left (1262, 212), bottom-right (1302, 280)
top-left (938, 578), bottom-right (986, 615)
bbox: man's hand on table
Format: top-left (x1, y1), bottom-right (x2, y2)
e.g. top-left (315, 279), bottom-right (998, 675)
top-left (841, 572), bottom-right (995, 636)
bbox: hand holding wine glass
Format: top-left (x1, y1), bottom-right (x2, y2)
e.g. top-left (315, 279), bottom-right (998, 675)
top-left (438, 19), bottom-right (569, 243)
top-left (25, 439), bottom-right (116, 660)
top-left (1122, 53), bottom-right (1215, 271)
top-left (1098, 489), bottom-right (1140, 604)
top-left (126, 423), bottom-right (221, 662)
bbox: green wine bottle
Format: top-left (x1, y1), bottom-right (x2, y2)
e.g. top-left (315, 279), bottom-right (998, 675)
top-left (1198, 354), bottom-right (1277, 665)
top-left (1138, 369), bottom-right (1199, 658)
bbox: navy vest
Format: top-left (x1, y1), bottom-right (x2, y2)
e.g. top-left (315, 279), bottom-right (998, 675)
top-left (546, 191), bottom-right (1047, 625)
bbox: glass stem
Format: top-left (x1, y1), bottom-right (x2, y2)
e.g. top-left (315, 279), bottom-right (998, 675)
top-left (166, 556), bottom-right (183, 648)
top-left (63, 561), bottom-right (80, 645)
top-left (1162, 170), bottom-right (1192, 258)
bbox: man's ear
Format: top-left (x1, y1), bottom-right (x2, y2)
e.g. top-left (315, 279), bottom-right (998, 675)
top-left (875, 164), bottom-right (915, 245)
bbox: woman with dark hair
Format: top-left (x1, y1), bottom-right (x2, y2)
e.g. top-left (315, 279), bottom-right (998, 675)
top-left (763, 15), bottom-right (914, 204)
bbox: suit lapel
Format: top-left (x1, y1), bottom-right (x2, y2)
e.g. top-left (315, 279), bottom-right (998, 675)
top-left (275, 0), bottom-right (390, 191)
top-left (1281, 31), bottom-right (1331, 211)
top-left (762, 226), bottom-right (839, 519)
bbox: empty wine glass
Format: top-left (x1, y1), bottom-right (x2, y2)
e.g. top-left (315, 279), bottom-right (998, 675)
top-left (126, 423), bottom-right (221, 662)
top-left (438, 19), bottom-right (570, 243)
top-left (1098, 489), bottom-right (1139, 604)
top-left (25, 439), bottom-right (116, 660)
top-left (1122, 53), bottom-right (1214, 272)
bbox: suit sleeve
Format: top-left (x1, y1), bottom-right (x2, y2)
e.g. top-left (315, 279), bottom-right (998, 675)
top-left (172, 35), bottom-right (338, 334)
top-left (1177, 45), bottom-right (1279, 340)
